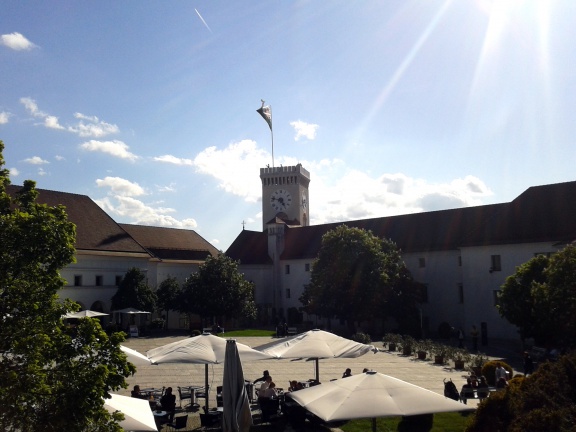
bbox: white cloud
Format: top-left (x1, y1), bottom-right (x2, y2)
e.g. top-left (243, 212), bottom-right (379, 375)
top-left (80, 140), bottom-right (139, 161)
top-left (55, 155), bottom-right (65, 161)
top-left (0, 112), bottom-right (9, 124)
top-left (153, 155), bottom-right (194, 166)
top-left (96, 176), bottom-right (146, 197)
top-left (156, 183), bottom-right (176, 193)
top-left (95, 195), bottom-right (198, 229)
top-left (23, 156), bottom-right (49, 165)
top-left (9, 167), bottom-right (19, 176)
top-left (37, 168), bottom-right (47, 176)
top-left (20, 99), bottom-right (118, 137)
top-left (44, 115), bottom-right (65, 130)
top-left (1, 32), bottom-right (37, 51)
top-left (69, 112), bottom-right (119, 137)
top-left (20, 97), bottom-right (64, 129)
top-left (290, 120), bottom-right (319, 141)
top-left (192, 139), bottom-right (271, 202)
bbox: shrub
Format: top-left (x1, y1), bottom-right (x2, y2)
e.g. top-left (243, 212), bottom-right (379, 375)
top-left (190, 329), bottom-right (201, 336)
top-left (352, 332), bottom-right (371, 344)
top-left (149, 318), bottom-right (165, 330)
top-left (481, 360), bottom-right (513, 386)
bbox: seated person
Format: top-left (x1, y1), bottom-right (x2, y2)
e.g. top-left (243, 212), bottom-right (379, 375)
top-left (342, 368), bottom-right (352, 378)
top-left (287, 380), bottom-right (298, 392)
top-left (470, 374), bottom-right (479, 388)
top-left (477, 376), bottom-right (489, 399)
top-left (460, 378), bottom-right (473, 404)
top-left (258, 382), bottom-right (278, 422)
top-left (131, 385), bottom-right (148, 399)
top-left (160, 387), bottom-right (176, 422)
top-left (258, 375), bottom-right (273, 395)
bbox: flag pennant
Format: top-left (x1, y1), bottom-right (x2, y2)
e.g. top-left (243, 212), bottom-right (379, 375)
top-left (256, 101), bottom-right (272, 130)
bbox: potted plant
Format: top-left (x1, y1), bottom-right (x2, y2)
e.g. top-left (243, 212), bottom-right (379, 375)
top-left (469, 353), bottom-right (489, 376)
top-left (451, 348), bottom-right (472, 370)
top-left (430, 342), bottom-right (453, 365)
top-left (382, 333), bottom-right (402, 352)
top-left (414, 339), bottom-right (434, 360)
top-left (400, 335), bottom-right (416, 356)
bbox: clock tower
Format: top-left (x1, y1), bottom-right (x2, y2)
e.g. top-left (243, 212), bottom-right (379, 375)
top-left (260, 164), bottom-right (310, 230)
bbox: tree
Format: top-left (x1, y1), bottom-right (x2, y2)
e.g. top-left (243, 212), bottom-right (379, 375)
top-left (466, 351), bottom-right (576, 432)
top-left (0, 140), bottom-right (134, 431)
top-left (156, 276), bottom-right (180, 325)
top-left (499, 245), bottom-right (576, 347)
top-left (111, 267), bottom-right (156, 313)
top-left (300, 225), bottom-right (420, 333)
top-left (177, 254), bottom-right (257, 327)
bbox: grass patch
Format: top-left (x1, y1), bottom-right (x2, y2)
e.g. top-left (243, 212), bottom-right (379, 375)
top-left (340, 412), bottom-right (472, 432)
top-left (222, 329), bottom-right (276, 337)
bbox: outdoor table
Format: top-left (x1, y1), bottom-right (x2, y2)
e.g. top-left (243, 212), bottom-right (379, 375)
top-left (153, 410), bottom-right (167, 417)
top-left (179, 385), bottom-right (204, 406)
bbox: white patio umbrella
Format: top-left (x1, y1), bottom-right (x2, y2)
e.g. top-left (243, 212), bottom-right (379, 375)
top-left (222, 340), bottom-right (252, 432)
top-left (146, 333), bottom-right (275, 411)
top-left (121, 345), bottom-right (152, 366)
top-left (64, 310), bottom-right (109, 318)
top-left (289, 371), bottom-right (474, 432)
top-left (113, 307), bottom-right (151, 314)
top-left (104, 393), bottom-right (157, 431)
top-left (254, 329), bottom-right (377, 382)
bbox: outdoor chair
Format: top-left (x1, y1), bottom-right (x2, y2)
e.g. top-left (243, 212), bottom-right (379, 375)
top-left (168, 415), bottom-right (188, 431)
top-left (177, 386), bottom-right (192, 408)
top-left (199, 412), bottom-right (221, 430)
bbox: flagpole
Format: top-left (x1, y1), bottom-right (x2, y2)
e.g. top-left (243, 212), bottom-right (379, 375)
top-left (270, 105), bottom-right (274, 168)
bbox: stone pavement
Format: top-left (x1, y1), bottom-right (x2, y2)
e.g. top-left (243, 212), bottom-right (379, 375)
top-left (121, 334), bottom-right (520, 431)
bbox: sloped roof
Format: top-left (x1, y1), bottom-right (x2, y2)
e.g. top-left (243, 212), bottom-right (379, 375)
top-left (226, 180), bottom-right (576, 263)
top-left (226, 229), bottom-right (272, 265)
top-left (6, 185), bottom-right (149, 254)
top-left (119, 224), bottom-right (219, 261)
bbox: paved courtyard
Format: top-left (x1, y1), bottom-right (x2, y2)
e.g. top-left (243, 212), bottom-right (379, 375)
top-left (121, 334), bottom-right (519, 431)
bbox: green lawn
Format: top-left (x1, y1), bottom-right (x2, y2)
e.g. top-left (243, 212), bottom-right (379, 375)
top-left (340, 412), bottom-right (473, 432)
top-left (221, 329), bottom-right (277, 337)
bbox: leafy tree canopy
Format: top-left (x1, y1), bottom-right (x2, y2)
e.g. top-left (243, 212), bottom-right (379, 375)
top-left (0, 140), bottom-right (134, 431)
top-left (177, 254), bottom-right (257, 322)
top-left (466, 351), bottom-right (576, 432)
top-left (499, 245), bottom-right (576, 347)
top-left (300, 225), bottom-right (422, 333)
top-left (111, 267), bottom-right (156, 313)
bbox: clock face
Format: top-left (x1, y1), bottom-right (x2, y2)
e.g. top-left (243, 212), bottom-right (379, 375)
top-left (270, 189), bottom-right (292, 212)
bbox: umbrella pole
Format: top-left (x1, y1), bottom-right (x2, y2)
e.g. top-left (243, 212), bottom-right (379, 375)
top-left (315, 359), bottom-right (319, 382)
top-left (205, 364), bottom-right (210, 412)
top-left (372, 417), bottom-right (376, 432)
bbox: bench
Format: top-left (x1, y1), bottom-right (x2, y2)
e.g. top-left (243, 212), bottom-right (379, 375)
top-left (286, 327), bottom-right (298, 336)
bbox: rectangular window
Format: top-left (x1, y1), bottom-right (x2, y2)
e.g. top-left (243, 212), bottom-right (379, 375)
top-left (74, 275), bottom-right (82, 287)
top-left (285, 265), bottom-right (290, 275)
top-left (95, 275), bottom-right (103, 286)
top-left (490, 255), bottom-right (502, 272)
top-left (115, 275), bottom-right (122, 286)
top-left (458, 283), bottom-right (464, 304)
top-left (286, 289), bottom-right (291, 299)
top-left (493, 290), bottom-right (501, 306)
top-left (458, 256), bottom-right (462, 267)
top-left (418, 257), bottom-right (426, 268)
top-left (305, 263), bottom-right (310, 272)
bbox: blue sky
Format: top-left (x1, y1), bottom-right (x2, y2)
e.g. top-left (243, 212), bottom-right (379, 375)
top-left (1, 0), bottom-right (575, 251)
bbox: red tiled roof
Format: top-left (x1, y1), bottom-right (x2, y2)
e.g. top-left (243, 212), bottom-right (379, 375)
top-left (6, 185), bottom-right (149, 254)
top-left (226, 180), bottom-right (576, 263)
top-left (119, 224), bottom-right (219, 261)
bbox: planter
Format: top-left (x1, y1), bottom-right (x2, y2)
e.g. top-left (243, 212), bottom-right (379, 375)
top-left (434, 355), bottom-right (445, 365)
top-left (388, 343), bottom-right (397, 352)
top-left (403, 346), bottom-right (413, 356)
top-left (417, 351), bottom-right (427, 360)
top-left (454, 360), bottom-right (465, 370)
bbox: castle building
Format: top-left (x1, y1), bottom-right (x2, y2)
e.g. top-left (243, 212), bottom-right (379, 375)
top-left (227, 165), bottom-right (576, 341)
